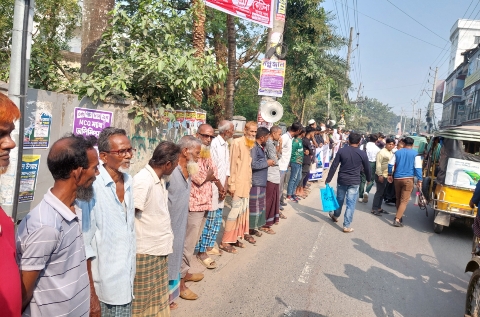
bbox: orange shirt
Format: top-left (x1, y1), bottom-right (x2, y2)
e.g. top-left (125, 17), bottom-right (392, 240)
top-left (228, 136), bottom-right (253, 198)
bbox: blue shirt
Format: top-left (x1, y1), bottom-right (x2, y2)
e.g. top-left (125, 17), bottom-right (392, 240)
top-left (251, 142), bottom-right (269, 187)
top-left (79, 164), bottom-right (136, 305)
top-left (388, 148), bottom-right (423, 180)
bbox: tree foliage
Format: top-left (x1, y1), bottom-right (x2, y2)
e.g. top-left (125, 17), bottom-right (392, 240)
top-left (347, 97), bottom-right (399, 134)
top-left (0, 0), bottom-right (81, 91)
top-left (75, 0), bottom-right (227, 125)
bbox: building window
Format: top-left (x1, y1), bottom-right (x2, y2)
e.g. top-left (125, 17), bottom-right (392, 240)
top-left (468, 90), bottom-right (480, 120)
top-left (475, 36), bottom-right (480, 44)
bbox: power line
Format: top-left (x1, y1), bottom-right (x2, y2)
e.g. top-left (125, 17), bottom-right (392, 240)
top-left (364, 82), bottom-right (425, 91)
top-left (386, 0), bottom-right (449, 43)
top-left (330, 0), bottom-right (448, 51)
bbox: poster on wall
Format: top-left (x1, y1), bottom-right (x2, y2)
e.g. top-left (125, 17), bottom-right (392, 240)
top-left (205, 0), bottom-right (274, 28)
top-left (309, 148), bottom-right (323, 181)
top-left (24, 101), bottom-right (52, 149)
top-left (19, 155), bottom-right (41, 203)
top-left (258, 59), bottom-right (286, 98)
top-left (445, 158), bottom-right (480, 190)
top-left (73, 108), bottom-right (113, 138)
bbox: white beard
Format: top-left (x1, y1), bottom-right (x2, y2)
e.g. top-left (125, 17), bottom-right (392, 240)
top-left (187, 160), bottom-right (199, 176)
top-left (118, 166), bottom-right (130, 174)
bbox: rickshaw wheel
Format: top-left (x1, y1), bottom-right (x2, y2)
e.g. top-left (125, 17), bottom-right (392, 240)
top-left (466, 269), bottom-right (480, 317)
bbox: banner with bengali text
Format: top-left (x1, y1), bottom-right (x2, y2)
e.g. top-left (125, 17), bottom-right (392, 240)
top-left (205, 0), bottom-right (274, 28)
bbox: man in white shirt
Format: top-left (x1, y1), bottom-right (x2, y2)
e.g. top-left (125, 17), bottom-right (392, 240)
top-left (359, 134), bottom-right (380, 203)
top-left (200, 120), bottom-right (233, 254)
top-left (132, 141), bottom-right (180, 316)
top-left (278, 123), bottom-right (302, 208)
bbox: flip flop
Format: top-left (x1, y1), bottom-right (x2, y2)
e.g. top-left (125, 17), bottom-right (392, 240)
top-left (180, 288), bottom-right (198, 300)
top-left (259, 227), bottom-right (276, 234)
top-left (196, 256), bottom-right (217, 269)
top-left (206, 248), bottom-right (223, 256)
top-left (219, 244), bottom-right (238, 254)
top-left (250, 230), bottom-right (262, 237)
top-left (244, 234), bottom-right (256, 244)
top-left (280, 212), bottom-right (287, 219)
top-left (231, 240), bottom-right (245, 248)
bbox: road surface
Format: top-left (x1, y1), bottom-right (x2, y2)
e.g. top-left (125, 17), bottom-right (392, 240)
top-left (172, 176), bottom-right (472, 317)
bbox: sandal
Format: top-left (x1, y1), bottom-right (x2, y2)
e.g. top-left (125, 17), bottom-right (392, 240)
top-left (250, 229), bottom-right (262, 237)
top-left (196, 256), bottom-right (217, 269)
top-left (279, 212), bottom-right (287, 219)
top-left (371, 210), bottom-right (382, 216)
top-left (259, 227), bottom-right (276, 234)
top-left (231, 240), bottom-right (245, 248)
top-left (219, 244), bottom-right (238, 254)
top-left (244, 234), bottom-right (256, 244)
top-left (329, 213), bottom-right (338, 223)
top-left (206, 248), bottom-right (223, 256)
top-left (379, 209), bottom-right (390, 214)
top-left (343, 227), bottom-right (354, 233)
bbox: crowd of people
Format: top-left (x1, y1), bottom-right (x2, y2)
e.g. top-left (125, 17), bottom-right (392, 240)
top-left (0, 91), bottom-right (424, 317)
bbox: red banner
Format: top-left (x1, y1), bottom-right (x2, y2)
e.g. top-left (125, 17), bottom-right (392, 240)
top-left (205, 0), bottom-right (274, 28)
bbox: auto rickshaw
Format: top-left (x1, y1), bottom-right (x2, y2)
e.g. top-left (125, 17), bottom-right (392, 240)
top-left (422, 126), bottom-right (480, 234)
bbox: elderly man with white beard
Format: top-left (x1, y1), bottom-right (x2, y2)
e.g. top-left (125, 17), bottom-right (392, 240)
top-left (167, 136), bottom-right (201, 309)
top-left (180, 124), bottom-right (220, 301)
top-left (195, 120), bottom-right (232, 256)
top-left (81, 127), bottom-right (137, 317)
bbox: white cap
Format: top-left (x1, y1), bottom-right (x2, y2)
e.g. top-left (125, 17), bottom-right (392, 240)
top-left (308, 119), bottom-right (315, 125)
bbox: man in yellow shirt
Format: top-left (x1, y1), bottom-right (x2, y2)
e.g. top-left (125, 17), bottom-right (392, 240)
top-left (371, 138), bottom-right (395, 215)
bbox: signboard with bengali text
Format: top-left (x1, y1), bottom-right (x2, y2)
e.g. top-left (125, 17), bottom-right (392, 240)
top-left (205, 0), bottom-right (274, 28)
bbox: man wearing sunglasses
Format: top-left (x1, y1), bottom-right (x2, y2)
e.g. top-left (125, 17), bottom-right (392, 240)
top-left (81, 127), bottom-right (137, 317)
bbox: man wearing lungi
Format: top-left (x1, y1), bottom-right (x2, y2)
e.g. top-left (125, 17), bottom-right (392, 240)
top-left (132, 141), bottom-right (180, 317)
top-left (249, 127), bottom-right (275, 239)
top-left (221, 121), bottom-right (257, 249)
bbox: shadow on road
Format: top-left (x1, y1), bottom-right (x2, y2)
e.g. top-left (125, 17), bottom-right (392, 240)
top-left (325, 238), bottom-right (467, 317)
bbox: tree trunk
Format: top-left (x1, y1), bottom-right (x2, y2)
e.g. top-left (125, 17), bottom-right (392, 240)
top-left (225, 14), bottom-right (236, 120)
top-left (80, 0), bottom-right (115, 74)
top-left (191, 0), bottom-right (206, 103)
top-left (208, 25), bottom-right (227, 125)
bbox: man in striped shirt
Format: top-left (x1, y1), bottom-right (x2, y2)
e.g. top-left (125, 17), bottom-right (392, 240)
top-left (16, 134), bottom-right (99, 317)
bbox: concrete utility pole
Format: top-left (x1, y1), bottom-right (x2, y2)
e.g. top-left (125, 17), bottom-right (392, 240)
top-left (327, 82), bottom-right (331, 120)
top-left (426, 67), bottom-right (438, 134)
top-left (402, 108), bottom-right (406, 135)
top-left (417, 108), bottom-right (422, 134)
top-left (344, 27), bottom-right (354, 101)
top-left (2, 0), bottom-right (35, 218)
top-left (258, 0), bottom-right (286, 124)
top-left (411, 99), bottom-right (417, 134)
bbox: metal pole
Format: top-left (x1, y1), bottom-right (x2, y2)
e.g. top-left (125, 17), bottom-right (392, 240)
top-left (2, 0), bottom-right (34, 219)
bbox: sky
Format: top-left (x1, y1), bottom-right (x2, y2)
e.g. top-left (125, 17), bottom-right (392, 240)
top-left (321, 0), bottom-right (475, 121)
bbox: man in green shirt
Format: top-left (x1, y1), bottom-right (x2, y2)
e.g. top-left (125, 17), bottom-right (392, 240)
top-left (286, 128), bottom-right (305, 202)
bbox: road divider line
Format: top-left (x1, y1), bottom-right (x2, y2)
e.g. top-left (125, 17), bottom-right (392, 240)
top-left (298, 223), bottom-right (325, 283)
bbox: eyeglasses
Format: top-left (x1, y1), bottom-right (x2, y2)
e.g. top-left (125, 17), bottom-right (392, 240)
top-left (199, 133), bottom-right (215, 140)
top-left (105, 147), bottom-right (137, 157)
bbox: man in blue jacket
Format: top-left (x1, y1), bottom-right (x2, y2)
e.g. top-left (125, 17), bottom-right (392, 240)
top-left (248, 127), bottom-right (274, 241)
top-left (387, 137), bottom-right (423, 227)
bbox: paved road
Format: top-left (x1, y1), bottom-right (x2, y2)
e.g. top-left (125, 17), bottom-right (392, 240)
top-left (172, 176), bottom-right (473, 317)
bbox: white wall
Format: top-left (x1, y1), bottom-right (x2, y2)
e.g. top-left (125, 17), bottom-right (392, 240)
top-left (448, 19), bottom-right (480, 74)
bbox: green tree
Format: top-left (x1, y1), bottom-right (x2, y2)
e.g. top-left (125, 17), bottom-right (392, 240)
top-left (75, 0), bottom-right (226, 125)
top-left (0, 0), bottom-right (81, 91)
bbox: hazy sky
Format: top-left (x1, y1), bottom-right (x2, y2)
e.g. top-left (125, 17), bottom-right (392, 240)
top-left (321, 0), bottom-right (474, 121)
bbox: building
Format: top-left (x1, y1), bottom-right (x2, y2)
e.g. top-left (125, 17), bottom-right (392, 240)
top-left (448, 19), bottom-right (480, 74)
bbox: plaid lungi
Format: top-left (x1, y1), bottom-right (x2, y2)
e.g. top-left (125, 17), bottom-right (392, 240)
top-left (249, 186), bottom-right (266, 229)
top-left (100, 302), bottom-right (132, 317)
top-left (195, 208), bottom-right (223, 253)
top-left (222, 197), bottom-right (249, 244)
top-left (132, 254), bottom-right (170, 317)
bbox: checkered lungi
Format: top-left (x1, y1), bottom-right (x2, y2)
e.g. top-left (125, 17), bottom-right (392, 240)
top-left (195, 208), bottom-right (223, 253)
top-left (100, 302), bottom-right (132, 317)
top-left (132, 254), bottom-right (170, 317)
top-left (249, 186), bottom-right (266, 229)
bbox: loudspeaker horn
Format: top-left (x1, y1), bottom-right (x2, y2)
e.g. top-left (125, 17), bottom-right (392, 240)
top-left (260, 100), bottom-right (284, 123)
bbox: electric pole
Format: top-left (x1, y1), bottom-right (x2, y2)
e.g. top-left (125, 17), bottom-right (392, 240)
top-left (426, 67), bottom-right (438, 134)
top-left (399, 108), bottom-right (404, 135)
top-left (344, 27), bottom-right (354, 101)
top-left (411, 99), bottom-right (417, 134)
top-left (327, 82), bottom-right (331, 120)
top-left (258, 0), bottom-right (286, 126)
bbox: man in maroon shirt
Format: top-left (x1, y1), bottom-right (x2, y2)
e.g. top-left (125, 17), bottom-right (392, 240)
top-left (0, 93), bottom-right (21, 316)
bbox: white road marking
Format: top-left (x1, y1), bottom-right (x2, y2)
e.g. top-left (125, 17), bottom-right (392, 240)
top-left (298, 223), bottom-right (325, 283)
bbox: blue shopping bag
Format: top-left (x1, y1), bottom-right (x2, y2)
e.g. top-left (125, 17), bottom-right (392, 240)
top-left (320, 184), bottom-right (340, 212)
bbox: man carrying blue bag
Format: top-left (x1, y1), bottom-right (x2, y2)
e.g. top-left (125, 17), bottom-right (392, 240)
top-left (325, 132), bottom-right (371, 233)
